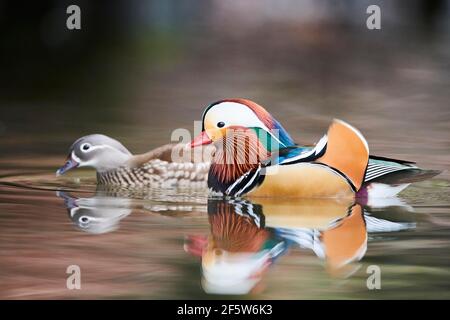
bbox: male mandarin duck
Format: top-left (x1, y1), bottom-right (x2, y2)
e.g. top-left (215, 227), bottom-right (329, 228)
top-left (190, 98), bottom-right (440, 198)
top-left (56, 134), bottom-right (213, 188)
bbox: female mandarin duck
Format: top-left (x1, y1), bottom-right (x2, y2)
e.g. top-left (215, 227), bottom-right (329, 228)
top-left (56, 135), bottom-right (213, 188)
top-left (190, 98), bottom-right (440, 198)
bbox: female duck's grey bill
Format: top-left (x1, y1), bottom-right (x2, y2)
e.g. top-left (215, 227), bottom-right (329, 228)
top-left (56, 158), bottom-right (79, 176)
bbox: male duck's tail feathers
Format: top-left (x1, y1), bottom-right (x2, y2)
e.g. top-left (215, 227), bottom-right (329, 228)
top-left (365, 155), bottom-right (441, 184)
top-left (317, 119), bottom-right (369, 191)
top-left (366, 168), bottom-right (441, 185)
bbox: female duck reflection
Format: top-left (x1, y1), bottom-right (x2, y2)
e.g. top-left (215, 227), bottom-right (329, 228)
top-left (185, 198), bottom-right (415, 295)
top-left (57, 187), bottom-right (206, 234)
top-left (57, 191), bottom-right (133, 234)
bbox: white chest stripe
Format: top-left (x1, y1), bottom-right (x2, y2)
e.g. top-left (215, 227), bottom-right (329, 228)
top-left (234, 165), bottom-right (262, 197)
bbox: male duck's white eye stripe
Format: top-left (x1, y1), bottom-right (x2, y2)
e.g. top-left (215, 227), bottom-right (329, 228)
top-left (201, 101), bottom-right (221, 130)
top-left (204, 101), bottom-right (274, 136)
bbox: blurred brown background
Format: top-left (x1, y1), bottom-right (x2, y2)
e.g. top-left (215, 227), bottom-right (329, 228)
top-left (0, 0), bottom-right (449, 174)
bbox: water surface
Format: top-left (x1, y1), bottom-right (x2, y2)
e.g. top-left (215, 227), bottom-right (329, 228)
top-left (0, 165), bottom-right (449, 299)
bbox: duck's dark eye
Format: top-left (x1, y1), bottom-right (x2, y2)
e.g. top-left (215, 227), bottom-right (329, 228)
top-left (81, 143), bottom-right (91, 151)
top-left (217, 121), bottom-right (225, 128)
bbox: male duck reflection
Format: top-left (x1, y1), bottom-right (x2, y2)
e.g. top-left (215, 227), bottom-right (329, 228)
top-left (185, 198), bottom-right (414, 295)
top-left (57, 99), bottom-right (439, 197)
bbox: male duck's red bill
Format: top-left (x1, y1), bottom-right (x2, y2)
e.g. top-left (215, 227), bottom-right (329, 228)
top-left (190, 131), bottom-right (213, 148)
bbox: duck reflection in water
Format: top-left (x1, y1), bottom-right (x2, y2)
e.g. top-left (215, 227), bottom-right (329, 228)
top-left (57, 191), bottom-right (133, 234)
top-left (57, 188), bottom-right (416, 295)
top-left (185, 198), bottom-right (415, 295)
top-left (57, 187), bottom-right (207, 234)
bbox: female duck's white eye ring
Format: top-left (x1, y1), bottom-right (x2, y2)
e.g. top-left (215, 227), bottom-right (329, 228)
top-left (79, 216), bottom-right (91, 228)
top-left (80, 143), bottom-right (92, 152)
top-left (80, 216), bottom-right (90, 223)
